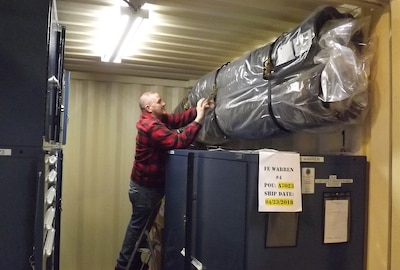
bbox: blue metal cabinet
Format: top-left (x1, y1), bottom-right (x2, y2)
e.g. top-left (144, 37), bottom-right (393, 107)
top-left (163, 150), bottom-right (367, 270)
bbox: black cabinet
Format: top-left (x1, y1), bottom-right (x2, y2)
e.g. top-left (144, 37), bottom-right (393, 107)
top-left (0, 0), bottom-right (50, 147)
top-left (163, 150), bottom-right (367, 270)
top-left (0, 0), bottom-right (65, 269)
top-left (0, 148), bottom-right (44, 269)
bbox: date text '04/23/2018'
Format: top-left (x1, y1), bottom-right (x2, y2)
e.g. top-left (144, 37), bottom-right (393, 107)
top-left (265, 198), bottom-right (294, 206)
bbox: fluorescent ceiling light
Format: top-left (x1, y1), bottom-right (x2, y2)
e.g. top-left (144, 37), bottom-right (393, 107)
top-left (101, 7), bottom-right (149, 63)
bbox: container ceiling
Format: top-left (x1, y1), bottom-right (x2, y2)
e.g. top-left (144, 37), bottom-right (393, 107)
top-left (56, 0), bottom-right (386, 82)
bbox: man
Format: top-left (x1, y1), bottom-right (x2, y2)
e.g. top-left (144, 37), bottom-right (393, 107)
top-left (115, 91), bottom-right (212, 270)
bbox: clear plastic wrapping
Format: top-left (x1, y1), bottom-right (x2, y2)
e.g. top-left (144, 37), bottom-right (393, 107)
top-left (176, 6), bottom-right (374, 146)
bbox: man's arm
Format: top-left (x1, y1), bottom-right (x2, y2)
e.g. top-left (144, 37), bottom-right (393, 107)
top-left (149, 120), bottom-right (202, 149)
top-left (163, 107), bottom-right (197, 129)
top-left (163, 98), bottom-right (211, 128)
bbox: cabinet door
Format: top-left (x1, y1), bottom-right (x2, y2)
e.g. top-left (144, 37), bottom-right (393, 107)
top-left (194, 157), bottom-right (248, 270)
top-left (0, 149), bottom-right (44, 269)
top-left (0, 0), bottom-right (49, 147)
top-left (163, 154), bottom-right (189, 270)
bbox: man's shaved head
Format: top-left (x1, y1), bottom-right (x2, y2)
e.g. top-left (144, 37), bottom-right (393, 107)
top-left (139, 91), bottom-right (157, 110)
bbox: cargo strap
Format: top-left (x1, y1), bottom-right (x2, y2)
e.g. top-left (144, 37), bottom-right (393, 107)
top-left (267, 75), bottom-right (291, 133)
top-left (207, 62), bottom-right (230, 102)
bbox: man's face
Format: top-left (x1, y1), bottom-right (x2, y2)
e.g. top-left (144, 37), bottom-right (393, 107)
top-left (148, 93), bottom-right (166, 118)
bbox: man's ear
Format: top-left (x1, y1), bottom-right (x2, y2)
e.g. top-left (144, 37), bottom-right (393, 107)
top-left (144, 105), bottom-right (152, 113)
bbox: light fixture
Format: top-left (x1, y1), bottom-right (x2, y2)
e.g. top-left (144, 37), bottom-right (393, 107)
top-left (101, 6), bottom-right (149, 63)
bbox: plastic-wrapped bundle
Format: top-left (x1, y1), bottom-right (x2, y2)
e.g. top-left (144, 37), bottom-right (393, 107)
top-left (176, 6), bottom-right (373, 145)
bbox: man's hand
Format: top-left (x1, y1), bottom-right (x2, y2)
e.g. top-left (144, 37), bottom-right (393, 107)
top-left (194, 98), bottom-right (214, 124)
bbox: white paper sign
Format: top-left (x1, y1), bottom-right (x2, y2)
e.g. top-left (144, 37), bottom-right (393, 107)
top-left (258, 150), bottom-right (302, 212)
top-left (324, 199), bottom-right (349, 243)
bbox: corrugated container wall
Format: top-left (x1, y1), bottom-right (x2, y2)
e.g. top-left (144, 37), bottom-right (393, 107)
top-left (61, 74), bottom-right (190, 269)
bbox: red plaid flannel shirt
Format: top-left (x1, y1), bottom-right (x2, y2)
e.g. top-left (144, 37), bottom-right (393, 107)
top-left (131, 107), bottom-right (201, 188)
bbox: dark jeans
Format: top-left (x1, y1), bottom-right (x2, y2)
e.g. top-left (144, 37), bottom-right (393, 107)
top-left (115, 180), bottom-right (163, 270)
